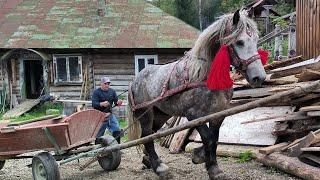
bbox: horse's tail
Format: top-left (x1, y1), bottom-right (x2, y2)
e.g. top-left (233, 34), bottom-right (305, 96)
top-left (127, 94), bottom-right (141, 141)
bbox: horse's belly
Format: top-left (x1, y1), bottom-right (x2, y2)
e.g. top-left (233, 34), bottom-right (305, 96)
top-left (155, 88), bottom-right (233, 118)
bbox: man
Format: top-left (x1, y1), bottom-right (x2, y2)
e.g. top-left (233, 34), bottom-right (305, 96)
top-left (92, 76), bottom-right (123, 143)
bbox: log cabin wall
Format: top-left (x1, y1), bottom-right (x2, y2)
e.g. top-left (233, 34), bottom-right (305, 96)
top-left (92, 49), bottom-right (187, 97)
top-left (296, 0), bottom-right (320, 59)
top-left (49, 55), bottom-right (92, 100)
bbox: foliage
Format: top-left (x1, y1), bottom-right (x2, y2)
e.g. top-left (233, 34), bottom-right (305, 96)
top-left (273, 0), bottom-right (295, 16)
top-left (236, 150), bottom-right (253, 163)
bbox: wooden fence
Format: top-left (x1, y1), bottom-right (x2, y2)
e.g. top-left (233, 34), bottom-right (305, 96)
top-left (296, 0), bottom-right (320, 60)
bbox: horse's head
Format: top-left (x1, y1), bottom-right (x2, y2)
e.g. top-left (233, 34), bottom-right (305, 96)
top-left (228, 10), bottom-right (266, 87)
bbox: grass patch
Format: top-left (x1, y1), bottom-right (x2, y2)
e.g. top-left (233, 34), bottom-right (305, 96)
top-left (2, 102), bottom-right (63, 123)
top-left (236, 150), bottom-right (253, 163)
top-left (119, 118), bottom-right (129, 142)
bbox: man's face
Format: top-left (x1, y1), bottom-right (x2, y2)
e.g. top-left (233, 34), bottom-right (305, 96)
top-left (101, 82), bottom-right (110, 90)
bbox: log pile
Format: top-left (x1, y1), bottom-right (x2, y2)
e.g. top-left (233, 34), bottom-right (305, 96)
top-left (160, 55), bottom-right (320, 172)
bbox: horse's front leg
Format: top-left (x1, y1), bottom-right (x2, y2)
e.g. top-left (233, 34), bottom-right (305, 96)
top-left (139, 111), bottom-right (169, 177)
top-left (192, 120), bottom-right (224, 179)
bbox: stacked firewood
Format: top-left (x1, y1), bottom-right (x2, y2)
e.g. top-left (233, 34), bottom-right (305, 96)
top-left (160, 55), bottom-right (320, 167)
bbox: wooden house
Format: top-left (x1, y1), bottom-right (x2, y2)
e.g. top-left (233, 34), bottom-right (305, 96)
top-left (0, 0), bottom-right (199, 105)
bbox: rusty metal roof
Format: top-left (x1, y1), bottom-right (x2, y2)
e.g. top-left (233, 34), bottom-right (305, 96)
top-left (0, 0), bottom-right (199, 48)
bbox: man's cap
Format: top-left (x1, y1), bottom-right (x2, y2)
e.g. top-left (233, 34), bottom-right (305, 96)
top-left (101, 76), bottom-right (111, 83)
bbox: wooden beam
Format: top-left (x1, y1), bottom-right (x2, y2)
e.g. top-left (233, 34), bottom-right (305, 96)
top-left (270, 61), bottom-right (320, 79)
top-left (300, 105), bottom-right (320, 112)
top-left (264, 55), bottom-right (303, 71)
top-left (84, 80), bottom-right (320, 163)
top-left (259, 142), bottom-right (289, 155)
top-left (307, 111), bottom-right (320, 117)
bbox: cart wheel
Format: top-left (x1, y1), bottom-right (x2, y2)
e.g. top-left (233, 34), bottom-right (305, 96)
top-left (97, 135), bottom-right (121, 171)
top-left (0, 160), bottom-right (5, 170)
top-left (32, 152), bottom-right (60, 180)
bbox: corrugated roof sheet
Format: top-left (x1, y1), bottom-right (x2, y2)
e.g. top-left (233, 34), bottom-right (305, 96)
top-left (0, 0), bottom-right (199, 48)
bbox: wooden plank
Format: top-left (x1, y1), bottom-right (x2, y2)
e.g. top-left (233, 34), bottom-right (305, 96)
top-left (270, 56), bottom-right (319, 72)
top-left (259, 142), bottom-right (289, 155)
top-left (301, 147), bottom-right (320, 152)
top-left (169, 117), bottom-right (190, 154)
top-left (270, 61), bottom-right (320, 79)
top-left (219, 106), bottom-right (293, 146)
top-left (288, 131), bottom-right (318, 157)
top-left (300, 105), bottom-right (320, 112)
top-left (2, 99), bottom-right (41, 119)
top-left (307, 111), bottom-right (320, 116)
top-left (299, 153), bottom-right (320, 167)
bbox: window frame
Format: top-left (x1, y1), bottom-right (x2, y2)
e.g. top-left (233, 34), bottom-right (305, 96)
top-left (134, 55), bottom-right (158, 75)
top-left (53, 54), bottom-right (83, 85)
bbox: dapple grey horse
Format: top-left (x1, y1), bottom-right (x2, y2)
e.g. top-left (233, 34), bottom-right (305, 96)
top-left (128, 10), bottom-right (266, 179)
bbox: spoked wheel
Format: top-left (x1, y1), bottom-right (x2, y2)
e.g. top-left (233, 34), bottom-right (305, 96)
top-left (97, 135), bottom-right (121, 171)
top-left (0, 160), bottom-right (5, 170)
top-left (32, 152), bottom-right (60, 180)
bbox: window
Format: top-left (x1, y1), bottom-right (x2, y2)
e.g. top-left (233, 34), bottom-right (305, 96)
top-left (134, 55), bottom-right (158, 75)
top-left (53, 55), bottom-right (82, 84)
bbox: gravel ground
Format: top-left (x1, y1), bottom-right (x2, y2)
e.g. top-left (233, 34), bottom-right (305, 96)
top-left (0, 144), bottom-right (301, 180)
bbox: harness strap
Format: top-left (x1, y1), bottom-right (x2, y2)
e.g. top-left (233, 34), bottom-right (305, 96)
top-left (129, 82), bottom-right (205, 112)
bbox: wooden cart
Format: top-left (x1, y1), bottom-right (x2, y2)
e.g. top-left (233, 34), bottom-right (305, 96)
top-left (0, 109), bottom-right (121, 180)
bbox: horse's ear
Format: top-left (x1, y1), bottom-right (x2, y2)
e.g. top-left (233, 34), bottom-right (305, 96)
top-left (233, 10), bottom-right (240, 26)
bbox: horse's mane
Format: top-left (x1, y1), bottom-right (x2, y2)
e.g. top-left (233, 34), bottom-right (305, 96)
top-left (185, 10), bottom-right (259, 82)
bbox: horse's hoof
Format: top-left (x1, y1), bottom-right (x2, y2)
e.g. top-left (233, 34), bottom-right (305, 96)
top-left (208, 166), bottom-right (224, 180)
top-left (192, 146), bottom-right (205, 164)
top-left (156, 163), bottom-right (169, 177)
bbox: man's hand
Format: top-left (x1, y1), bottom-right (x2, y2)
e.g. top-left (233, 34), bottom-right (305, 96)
top-left (100, 101), bottom-right (110, 107)
top-left (116, 100), bottom-right (123, 106)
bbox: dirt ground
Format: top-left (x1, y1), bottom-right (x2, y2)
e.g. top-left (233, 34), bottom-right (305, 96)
top-left (0, 144), bottom-right (301, 180)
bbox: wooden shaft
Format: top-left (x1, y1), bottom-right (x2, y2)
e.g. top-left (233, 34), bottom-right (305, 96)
top-left (99, 80), bottom-right (320, 155)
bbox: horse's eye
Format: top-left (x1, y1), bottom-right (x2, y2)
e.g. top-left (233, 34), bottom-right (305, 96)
top-left (236, 40), bottom-right (244, 47)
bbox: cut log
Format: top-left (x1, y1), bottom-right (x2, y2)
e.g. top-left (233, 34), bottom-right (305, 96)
top-left (259, 142), bottom-right (289, 155)
top-left (288, 132), bottom-right (318, 157)
top-left (169, 117), bottom-right (190, 154)
top-left (296, 69), bottom-right (320, 82)
top-left (256, 152), bottom-right (320, 180)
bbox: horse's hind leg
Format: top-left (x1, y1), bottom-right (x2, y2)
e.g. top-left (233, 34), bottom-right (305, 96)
top-left (138, 109), bottom-right (169, 177)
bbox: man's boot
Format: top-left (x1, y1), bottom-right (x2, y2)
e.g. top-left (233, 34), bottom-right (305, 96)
top-left (112, 131), bottom-right (121, 144)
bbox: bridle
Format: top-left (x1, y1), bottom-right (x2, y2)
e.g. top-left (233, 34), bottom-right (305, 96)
top-left (228, 45), bottom-right (261, 71)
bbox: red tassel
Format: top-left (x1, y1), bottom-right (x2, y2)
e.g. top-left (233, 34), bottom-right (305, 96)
top-left (258, 49), bottom-right (269, 65)
top-left (206, 45), bottom-right (233, 90)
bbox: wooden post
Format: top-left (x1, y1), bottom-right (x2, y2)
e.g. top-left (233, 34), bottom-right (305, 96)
top-left (274, 24), bottom-right (283, 61)
top-left (263, 5), bottom-right (273, 35)
top-left (288, 14), bottom-right (297, 58)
